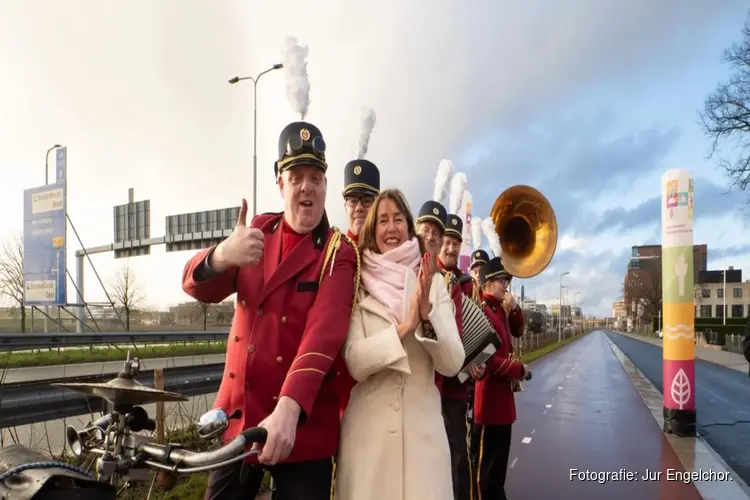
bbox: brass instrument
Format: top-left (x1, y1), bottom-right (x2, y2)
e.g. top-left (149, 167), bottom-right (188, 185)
top-left (489, 185), bottom-right (558, 279)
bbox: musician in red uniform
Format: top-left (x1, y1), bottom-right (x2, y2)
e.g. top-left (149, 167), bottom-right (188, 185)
top-left (335, 159), bottom-right (380, 419)
top-left (469, 257), bottom-right (529, 500)
top-left (436, 214), bottom-right (473, 500)
top-left (469, 250), bottom-right (489, 286)
top-left (415, 200), bottom-right (453, 396)
top-left (183, 121), bottom-right (358, 500)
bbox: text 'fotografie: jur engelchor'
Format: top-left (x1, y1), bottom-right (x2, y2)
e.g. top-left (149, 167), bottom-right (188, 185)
top-left (570, 468), bottom-right (733, 483)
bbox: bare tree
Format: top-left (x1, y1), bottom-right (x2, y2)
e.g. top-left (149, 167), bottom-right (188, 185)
top-left (700, 13), bottom-right (750, 191)
top-left (624, 266), bottom-right (662, 322)
top-left (110, 261), bottom-right (145, 331)
top-left (0, 235), bottom-right (26, 332)
top-left (191, 301), bottom-right (212, 330)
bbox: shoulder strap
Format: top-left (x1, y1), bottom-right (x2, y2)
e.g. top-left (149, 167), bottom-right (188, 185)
top-left (319, 226), bottom-right (361, 313)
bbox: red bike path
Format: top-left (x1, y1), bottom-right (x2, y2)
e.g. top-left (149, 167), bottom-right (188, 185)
top-left (504, 331), bottom-right (703, 499)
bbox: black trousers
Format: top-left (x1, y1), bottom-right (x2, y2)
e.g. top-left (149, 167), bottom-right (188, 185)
top-left (442, 398), bottom-right (473, 500)
top-left (473, 424), bottom-right (512, 500)
top-left (204, 457), bottom-right (333, 500)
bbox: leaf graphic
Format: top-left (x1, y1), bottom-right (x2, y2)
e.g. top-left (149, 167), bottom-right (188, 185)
top-left (670, 368), bottom-right (691, 410)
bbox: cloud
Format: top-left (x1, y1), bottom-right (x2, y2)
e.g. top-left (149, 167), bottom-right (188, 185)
top-left (0, 1), bottom-right (746, 317)
top-left (592, 177), bottom-right (746, 233)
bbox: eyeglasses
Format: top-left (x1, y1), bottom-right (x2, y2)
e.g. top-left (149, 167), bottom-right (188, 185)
top-left (345, 196), bottom-right (374, 208)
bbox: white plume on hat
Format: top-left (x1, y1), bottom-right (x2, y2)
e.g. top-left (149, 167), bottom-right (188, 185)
top-left (471, 217), bottom-right (483, 250)
top-left (482, 217), bottom-right (501, 258)
top-left (356, 107), bottom-right (377, 159)
top-left (449, 173), bottom-right (468, 215)
top-left (433, 159), bottom-right (453, 203)
top-left (281, 37), bottom-right (311, 119)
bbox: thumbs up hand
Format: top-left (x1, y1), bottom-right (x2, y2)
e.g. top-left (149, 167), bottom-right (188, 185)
top-left (212, 199), bottom-right (264, 272)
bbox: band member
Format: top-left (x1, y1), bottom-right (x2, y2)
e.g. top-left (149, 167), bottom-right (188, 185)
top-left (470, 250), bottom-right (489, 285)
top-left (437, 214), bottom-right (473, 500)
top-left (469, 257), bottom-right (528, 500)
top-left (342, 159), bottom-right (380, 244)
top-left (415, 200), bottom-right (453, 396)
top-left (183, 121), bottom-right (359, 500)
top-left (335, 159), bottom-right (381, 418)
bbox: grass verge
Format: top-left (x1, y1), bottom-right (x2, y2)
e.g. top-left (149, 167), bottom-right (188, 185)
top-left (2, 342), bottom-right (227, 369)
top-left (520, 331), bottom-right (589, 364)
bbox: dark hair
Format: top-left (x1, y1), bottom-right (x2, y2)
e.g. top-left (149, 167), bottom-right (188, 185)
top-left (358, 188), bottom-right (425, 255)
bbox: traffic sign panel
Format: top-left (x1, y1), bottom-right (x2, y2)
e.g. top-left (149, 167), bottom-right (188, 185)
top-left (23, 183), bottom-right (67, 306)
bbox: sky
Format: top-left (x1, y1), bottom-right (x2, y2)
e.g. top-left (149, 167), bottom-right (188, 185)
top-left (1, 0), bottom-right (749, 319)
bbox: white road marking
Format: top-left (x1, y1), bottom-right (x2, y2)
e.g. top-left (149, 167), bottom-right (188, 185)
top-left (542, 410), bottom-right (547, 415)
top-left (545, 404), bottom-right (552, 408)
top-left (558, 386), bottom-right (563, 390)
top-left (521, 437), bottom-right (532, 444)
top-left (531, 429), bottom-right (536, 435)
top-left (565, 374), bottom-right (570, 378)
top-left (509, 457), bottom-right (518, 468)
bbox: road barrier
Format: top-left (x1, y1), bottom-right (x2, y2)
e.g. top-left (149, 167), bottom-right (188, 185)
top-left (1, 363), bottom-right (223, 427)
top-left (0, 330), bottom-right (229, 351)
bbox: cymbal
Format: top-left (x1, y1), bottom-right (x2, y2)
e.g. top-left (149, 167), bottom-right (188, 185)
top-left (52, 376), bottom-right (189, 406)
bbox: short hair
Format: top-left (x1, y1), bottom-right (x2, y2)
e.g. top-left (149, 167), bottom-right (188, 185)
top-left (358, 188), bottom-right (425, 255)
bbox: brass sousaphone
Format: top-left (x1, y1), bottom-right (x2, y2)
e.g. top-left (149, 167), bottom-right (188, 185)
top-left (489, 185), bottom-right (558, 391)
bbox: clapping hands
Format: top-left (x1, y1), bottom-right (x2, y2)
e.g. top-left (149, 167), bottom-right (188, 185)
top-left (400, 253), bottom-right (436, 339)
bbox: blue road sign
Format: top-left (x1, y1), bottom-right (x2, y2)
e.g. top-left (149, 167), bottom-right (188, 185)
top-left (55, 147), bottom-right (67, 183)
top-left (23, 183), bottom-right (67, 306)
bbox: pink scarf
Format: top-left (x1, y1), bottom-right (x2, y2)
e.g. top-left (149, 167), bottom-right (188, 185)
top-left (360, 237), bottom-right (422, 323)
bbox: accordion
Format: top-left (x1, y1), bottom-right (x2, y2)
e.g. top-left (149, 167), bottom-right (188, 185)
top-left (457, 295), bottom-right (501, 383)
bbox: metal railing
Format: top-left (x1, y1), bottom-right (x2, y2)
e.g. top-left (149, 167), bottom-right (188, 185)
top-left (0, 330), bottom-right (229, 352)
top-left (1, 363), bottom-right (224, 427)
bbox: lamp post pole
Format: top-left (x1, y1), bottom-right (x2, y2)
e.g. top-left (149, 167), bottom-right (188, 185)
top-left (228, 63), bottom-right (284, 218)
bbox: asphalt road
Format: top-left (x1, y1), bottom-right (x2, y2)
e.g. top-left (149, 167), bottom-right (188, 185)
top-left (505, 331), bottom-right (701, 499)
top-left (606, 331), bottom-right (750, 486)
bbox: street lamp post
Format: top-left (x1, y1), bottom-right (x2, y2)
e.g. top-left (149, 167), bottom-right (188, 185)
top-left (43, 144), bottom-right (62, 334)
top-left (558, 271), bottom-right (569, 343)
top-left (574, 291), bottom-right (581, 333)
top-left (228, 63), bottom-right (283, 218)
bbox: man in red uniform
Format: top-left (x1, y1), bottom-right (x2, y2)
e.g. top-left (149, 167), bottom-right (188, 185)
top-left (183, 121), bottom-right (358, 500)
top-left (334, 159), bottom-right (380, 418)
top-left (469, 250), bottom-right (489, 286)
top-left (437, 214), bottom-right (473, 500)
top-left (469, 257), bottom-right (529, 500)
top-left (415, 200), bottom-right (453, 396)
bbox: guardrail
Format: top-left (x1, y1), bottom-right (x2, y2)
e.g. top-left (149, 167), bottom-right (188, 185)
top-left (1, 363), bottom-right (224, 427)
top-left (0, 330), bottom-right (230, 351)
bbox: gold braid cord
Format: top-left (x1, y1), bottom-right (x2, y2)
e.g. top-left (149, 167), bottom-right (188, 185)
top-left (319, 227), bottom-right (361, 313)
top-left (471, 279), bottom-right (482, 305)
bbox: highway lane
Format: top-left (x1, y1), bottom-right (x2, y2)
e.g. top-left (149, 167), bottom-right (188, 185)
top-left (1, 353), bottom-right (226, 383)
top-left (606, 331), bottom-right (750, 487)
top-left (505, 331), bottom-right (702, 499)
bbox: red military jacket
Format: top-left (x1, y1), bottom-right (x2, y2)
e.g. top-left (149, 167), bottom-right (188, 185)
top-left (333, 229), bottom-right (362, 418)
top-left (182, 212), bottom-right (357, 463)
top-left (435, 259), bottom-right (472, 401)
top-left (474, 294), bottom-right (525, 426)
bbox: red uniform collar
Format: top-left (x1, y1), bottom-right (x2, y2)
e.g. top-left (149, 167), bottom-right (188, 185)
top-left (346, 229), bottom-right (359, 244)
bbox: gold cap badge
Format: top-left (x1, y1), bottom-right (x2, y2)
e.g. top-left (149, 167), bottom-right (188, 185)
top-left (452, 218), bottom-right (458, 225)
top-left (432, 208), bottom-right (439, 215)
top-left (300, 128), bottom-right (311, 141)
top-left (353, 165), bottom-right (362, 175)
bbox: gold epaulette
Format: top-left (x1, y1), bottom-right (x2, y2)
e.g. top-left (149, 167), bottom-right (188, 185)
top-left (319, 227), bottom-right (361, 313)
top-left (443, 271), bottom-right (454, 291)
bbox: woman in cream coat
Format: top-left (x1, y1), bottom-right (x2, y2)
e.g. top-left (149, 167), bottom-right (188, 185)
top-left (334, 189), bottom-right (465, 500)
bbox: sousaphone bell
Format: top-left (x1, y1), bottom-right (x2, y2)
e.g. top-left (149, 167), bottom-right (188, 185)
top-left (489, 185), bottom-right (558, 279)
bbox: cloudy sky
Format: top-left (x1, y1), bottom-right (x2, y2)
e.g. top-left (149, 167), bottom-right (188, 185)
top-left (1, 0), bottom-right (748, 318)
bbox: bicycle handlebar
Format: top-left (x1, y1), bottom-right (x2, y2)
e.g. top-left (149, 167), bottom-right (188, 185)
top-left (134, 426), bottom-right (268, 474)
